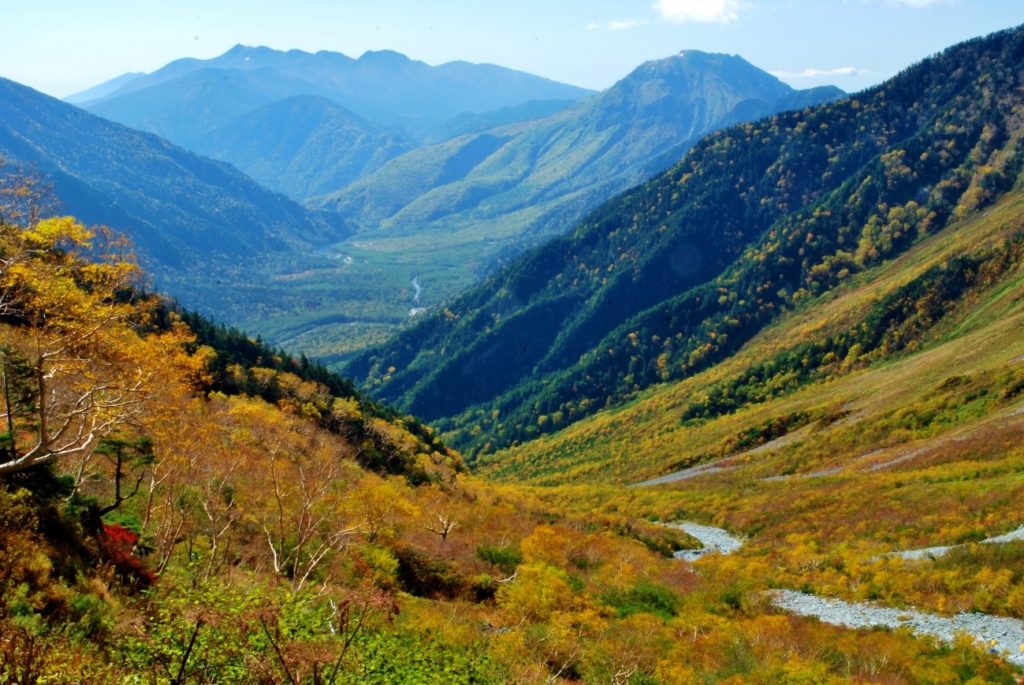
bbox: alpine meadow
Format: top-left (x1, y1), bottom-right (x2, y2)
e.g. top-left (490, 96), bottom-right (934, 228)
top-left (3, 3), bottom-right (1024, 683)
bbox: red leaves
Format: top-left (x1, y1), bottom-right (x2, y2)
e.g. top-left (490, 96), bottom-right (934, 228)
top-left (98, 523), bottom-right (155, 587)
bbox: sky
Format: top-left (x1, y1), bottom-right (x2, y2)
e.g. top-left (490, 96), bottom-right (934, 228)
top-left (3, 0), bottom-right (1023, 98)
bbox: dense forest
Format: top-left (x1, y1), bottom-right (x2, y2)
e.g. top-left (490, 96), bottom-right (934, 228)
top-left (349, 26), bottom-right (1024, 459)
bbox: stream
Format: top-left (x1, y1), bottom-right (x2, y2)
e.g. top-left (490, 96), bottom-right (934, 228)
top-left (665, 521), bottom-right (744, 561)
top-left (411, 276), bottom-right (422, 305)
top-left (894, 525), bottom-right (1024, 560)
top-left (409, 277), bottom-right (426, 316)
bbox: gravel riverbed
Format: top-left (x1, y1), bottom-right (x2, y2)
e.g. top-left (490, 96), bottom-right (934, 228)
top-left (894, 525), bottom-right (1024, 560)
top-left (770, 589), bottom-right (1024, 667)
top-left (666, 521), bottom-right (1024, 666)
top-left (665, 522), bottom-right (744, 561)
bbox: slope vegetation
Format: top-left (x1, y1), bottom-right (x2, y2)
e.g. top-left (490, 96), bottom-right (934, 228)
top-left (488, 185), bottom-right (1024, 653)
top-left (0, 77), bottom-right (347, 275)
top-left (6, 178), bottom-right (1012, 682)
top-left (193, 95), bottom-right (415, 200)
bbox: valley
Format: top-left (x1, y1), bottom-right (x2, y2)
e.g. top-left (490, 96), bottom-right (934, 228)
top-left (3, 8), bottom-right (1024, 683)
top-left (31, 45), bottom-right (843, 362)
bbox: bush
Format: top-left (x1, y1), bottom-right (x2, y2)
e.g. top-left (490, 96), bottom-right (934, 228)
top-left (601, 581), bottom-right (679, 620)
top-left (476, 545), bottom-right (523, 572)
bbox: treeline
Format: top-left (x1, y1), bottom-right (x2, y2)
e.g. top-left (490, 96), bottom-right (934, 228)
top-left (680, 238), bottom-right (1024, 424)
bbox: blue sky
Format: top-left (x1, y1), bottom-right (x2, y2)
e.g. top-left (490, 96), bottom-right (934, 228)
top-left (4, 0), bottom-right (1023, 98)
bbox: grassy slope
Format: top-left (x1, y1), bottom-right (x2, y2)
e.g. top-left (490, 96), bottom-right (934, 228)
top-left (4, 207), bottom-right (1020, 683)
top-left (483, 187), bottom-right (1024, 623)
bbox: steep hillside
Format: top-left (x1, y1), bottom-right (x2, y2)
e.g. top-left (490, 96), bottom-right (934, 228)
top-left (81, 44), bottom-right (594, 142)
top-left (424, 98), bottom-right (578, 144)
top-left (0, 77), bottom-right (347, 275)
top-left (2, 168), bottom-right (1019, 683)
top-left (193, 95), bottom-right (415, 200)
top-left (84, 67), bottom-right (316, 150)
top-left (487, 186), bottom-right (1024, 485)
top-left (349, 27), bottom-right (1024, 459)
top-left (316, 51), bottom-right (842, 252)
top-left (486, 185), bottom-right (1024, 651)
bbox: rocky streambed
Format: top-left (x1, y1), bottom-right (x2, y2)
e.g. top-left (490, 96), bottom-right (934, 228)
top-left (894, 525), bottom-right (1024, 561)
top-left (665, 521), bottom-right (744, 561)
top-left (770, 589), bottom-right (1024, 667)
top-left (668, 520), bottom-right (1024, 666)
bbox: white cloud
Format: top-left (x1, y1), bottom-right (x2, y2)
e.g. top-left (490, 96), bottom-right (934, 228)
top-left (588, 17), bottom-right (649, 31)
top-left (867, 0), bottom-right (957, 7)
top-left (771, 66), bottom-right (869, 78)
top-left (608, 17), bottom-right (650, 30)
top-left (653, 0), bottom-right (741, 23)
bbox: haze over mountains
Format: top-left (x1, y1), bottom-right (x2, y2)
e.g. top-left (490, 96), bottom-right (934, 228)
top-left (5, 15), bottom-right (1024, 680)
top-left (78, 44), bottom-right (594, 144)
top-left (315, 51), bottom-right (844, 254)
top-left (195, 95), bottom-right (416, 200)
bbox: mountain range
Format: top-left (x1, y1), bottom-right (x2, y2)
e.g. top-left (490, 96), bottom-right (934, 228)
top-left (349, 27), bottom-right (1024, 459)
top-left (79, 44), bottom-right (594, 144)
top-left (5, 22), bottom-right (1024, 682)
top-left (313, 51), bottom-right (844, 255)
top-left (193, 95), bottom-right (416, 200)
top-left (43, 46), bottom-right (841, 363)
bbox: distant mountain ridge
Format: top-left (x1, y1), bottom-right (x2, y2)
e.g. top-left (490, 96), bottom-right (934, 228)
top-left (79, 44), bottom-right (595, 143)
top-left (64, 71), bottom-right (144, 104)
top-left (192, 95), bottom-right (416, 199)
top-left (44, 47), bottom-right (844, 366)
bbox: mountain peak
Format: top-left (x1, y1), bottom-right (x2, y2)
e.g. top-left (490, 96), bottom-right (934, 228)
top-left (676, 49), bottom-right (712, 58)
top-left (358, 49), bottom-right (413, 65)
top-left (224, 44), bottom-right (275, 57)
top-left (610, 49), bottom-right (793, 105)
top-left (661, 50), bottom-right (755, 70)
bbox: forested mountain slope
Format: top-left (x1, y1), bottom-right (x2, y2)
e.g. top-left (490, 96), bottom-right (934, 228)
top-left (8, 177), bottom-right (1009, 683)
top-left (350, 26), bottom-right (1024, 458)
top-left (0, 77), bottom-right (347, 274)
top-left (192, 95), bottom-right (415, 200)
top-left (488, 182), bottom-right (1024, 485)
top-left (488, 183), bottom-right (1024, 672)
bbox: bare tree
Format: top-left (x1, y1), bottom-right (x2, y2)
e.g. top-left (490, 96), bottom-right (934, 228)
top-left (423, 512), bottom-right (457, 544)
